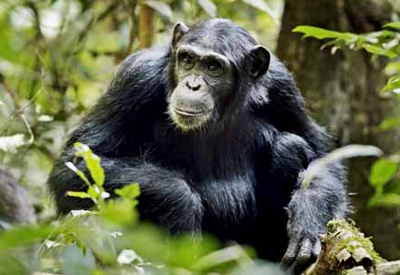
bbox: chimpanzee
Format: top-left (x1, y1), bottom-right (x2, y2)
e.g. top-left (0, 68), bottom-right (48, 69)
top-left (48, 19), bottom-right (348, 274)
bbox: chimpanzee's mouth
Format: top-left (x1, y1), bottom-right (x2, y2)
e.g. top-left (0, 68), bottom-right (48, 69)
top-left (174, 108), bottom-right (205, 117)
top-left (169, 105), bottom-right (213, 131)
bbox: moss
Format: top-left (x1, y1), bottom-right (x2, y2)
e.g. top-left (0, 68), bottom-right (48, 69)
top-left (327, 219), bottom-right (385, 265)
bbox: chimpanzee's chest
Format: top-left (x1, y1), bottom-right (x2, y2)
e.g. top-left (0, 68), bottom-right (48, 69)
top-left (154, 138), bottom-right (253, 186)
top-left (152, 124), bottom-right (253, 176)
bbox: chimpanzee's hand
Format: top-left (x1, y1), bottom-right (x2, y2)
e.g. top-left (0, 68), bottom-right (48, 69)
top-left (281, 233), bottom-right (321, 275)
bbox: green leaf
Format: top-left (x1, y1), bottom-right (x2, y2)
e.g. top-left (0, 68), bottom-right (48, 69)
top-left (385, 61), bottom-right (400, 76)
top-left (73, 143), bottom-right (104, 187)
top-left (197, 0), bottom-right (217, 17)
top-left (65, 162), bottom-right (92, 187)
top-left (381, 76), bottom-right (400, 93)
top-left (0, 254), bottom-right (27, 274)
top-left (378, 117), bottom-right (400, 131)
top-left (115, 183), bottom-right (140, 200)
top-left (363, 44), bottom-right (398, 59)
top-left (241, 0), bottom-right (277, 21)
top-left (368, 193), bottom-right (400, 208)
top-left (144, 1), bottom-right (173, 20)
top-left (384, 22), bottom-right (400, 30)
top-left (88, 186), bottom-right (100, 200)
top-left (193, 245), bottom-right (251, 270)
top-left (86, 154), bottom-right (105, 187)
top-left (99, 200), bottom-right (138, 226)
top-left (67, 191), bottom-right (91, 199)
top-left (0, 225), bottom-right (54, 250)
top-left (369, 158), bottom-right (399, 188)
top-left (293, 26), bottom-right (357, 41)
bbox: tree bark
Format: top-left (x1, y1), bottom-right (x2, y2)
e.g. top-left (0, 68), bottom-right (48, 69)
top-left (139, 4), bottom-right (155, 49)
top-left (277, 0), bottom-right (400, 259)
top-left (0, 166), bottom-right (36, 227)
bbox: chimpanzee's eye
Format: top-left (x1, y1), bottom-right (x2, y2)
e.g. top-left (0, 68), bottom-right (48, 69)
top-left (206, 60), bottom-right (224, 76)
top-left (179, 52), bottom-right (195, 70)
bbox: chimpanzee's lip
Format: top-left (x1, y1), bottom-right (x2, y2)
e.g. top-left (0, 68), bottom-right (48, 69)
top-left (175, 108), bottom-right (205, 117)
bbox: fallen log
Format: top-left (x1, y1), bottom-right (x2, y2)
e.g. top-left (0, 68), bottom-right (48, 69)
top-left (305, 219), bottom-right (400, 275)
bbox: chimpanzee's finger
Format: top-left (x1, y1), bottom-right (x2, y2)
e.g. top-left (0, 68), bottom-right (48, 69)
top-left (281, 235), bottom-right (301, 268)
top-left (312, 240), bottom-right (321, 259)
top-left (292, 238), bottom-right (313, 275)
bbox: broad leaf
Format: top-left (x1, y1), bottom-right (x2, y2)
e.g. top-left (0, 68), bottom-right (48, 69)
top-left (363, 44), bottom-right (398, 59)
top-left (115, 183), bottom-right (140, 200)
top-left (85, 154), bottom-right (104, 187)
top-left (73, 143), bottom-right (105, 187)
top-left (99, 199), bottom-right (138, 226)
top-left (384, 22), bottom-right (400, 30)
top-left (369, 193), bottom-right (400, 207)
top-left (0, 254), bottom-right (27, 274)
top-left (0, 225), bottom-right (54, 250)
top-left (369, 158), bottom-right (399, 189)
top-left (381, 76), bottom-right (400, 93)
top-left (293, 26), bottom-right (357, 41)
top-left (378, 117), bottom-right (400, 131)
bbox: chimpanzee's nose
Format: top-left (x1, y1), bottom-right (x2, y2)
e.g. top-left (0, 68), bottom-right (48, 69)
top-left (186, 81), bottom-right (201, 91)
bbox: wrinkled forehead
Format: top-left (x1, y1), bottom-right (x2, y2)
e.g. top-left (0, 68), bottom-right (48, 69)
top-left (176, 44), bottom-right (230, 63)
top-left (178, 21), bottom-right (257, 62)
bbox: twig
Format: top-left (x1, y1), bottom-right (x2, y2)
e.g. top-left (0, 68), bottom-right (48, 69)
top-left (20, 114), bottom-right (34, 144)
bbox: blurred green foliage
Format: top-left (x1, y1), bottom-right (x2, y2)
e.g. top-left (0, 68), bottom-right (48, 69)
top-left (1, 0), bottom-right (399, 273)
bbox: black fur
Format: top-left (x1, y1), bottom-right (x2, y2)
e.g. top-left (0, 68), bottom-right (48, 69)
top-left (48, 19), bottom-right (348, 272)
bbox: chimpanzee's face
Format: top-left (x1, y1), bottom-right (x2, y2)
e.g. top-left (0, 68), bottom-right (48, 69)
top-left (167, 22), bottom-right (270, 132)
top-left (168, 44), bottom-right (234, 131)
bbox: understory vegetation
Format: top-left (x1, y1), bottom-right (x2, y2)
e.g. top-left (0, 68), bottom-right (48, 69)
top-left (1, 0), bottom-right (400, 274)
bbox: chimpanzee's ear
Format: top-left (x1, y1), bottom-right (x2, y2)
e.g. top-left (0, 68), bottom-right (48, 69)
top-left (172, 22), bottom-right (189, 49)
top-left (249, 45), bottom-right (271, 78)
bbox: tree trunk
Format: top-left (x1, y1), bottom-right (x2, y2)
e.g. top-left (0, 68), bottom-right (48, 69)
top-left (0, 166), bottom-right (36, 227)
top-left (277, 0), bottom-right (400, 259)
top-left (139, 4), bottom-right (155, 49)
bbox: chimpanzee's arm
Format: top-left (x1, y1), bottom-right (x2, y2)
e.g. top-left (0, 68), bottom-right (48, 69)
top-left (48, 150), bottom-right (203, 234)
top-left (268, 132), bottom-right (348, 274)
top-left (283, 162), bottom-right (348, 274)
